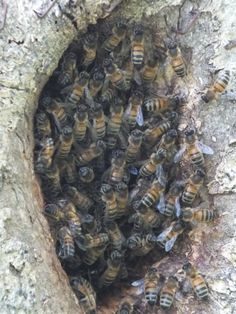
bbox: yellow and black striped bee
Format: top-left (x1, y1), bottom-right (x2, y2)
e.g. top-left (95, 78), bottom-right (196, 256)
top-left (202, 70), bottom-right (230, 103)
top-left (82, 245), bottom-right (107, 266)
top-left (36, 137), bottom-right (55, 170)
top-left (127, 233), bottom-right (155, 256)
top-left (135, 204), bottom-right (161, 230)
top-left (65, 209), bottom-right (82, 238)
top-left (180, 207), bottom-right (218, 223)
top-left (44, 203), bottom-right (65, 222)
top-left (82, 214), bottom-right (98, 234)
top-left (157, 183), bottom-right (182, 217)
top-left (35, 112), bottom-right (51, 139)
top-left (82, 31), bottom-right (98, 68)
top-left (141, 53), bottom-right (159, 84)
top-left (63, 154), bottom-right (77, 185)
top-left (131, 24), bottom-right (145, 69)
top-left (143, 96), bottom-right (181, 115)
top-left (156, 220), bottom-right (186, 252)
top-left (77, 232), bottom-right (109, 250)
top-left (174, 129), bottom-right (214, 168)
top-left (181, 169), bottom-right (205, 205)
top-left (101, 184), bottom-right (119, 221)
top-left (141, 179), bottom-right (165, 208)
top-left (45, 99), bottom-right (68, 130)
top-left (73, 105), bottom-right (88, 143)
top-left (57, 52), bottom-right (77, 88)
top-left (182, 262), bottom-right (209, 299)
top-left (158, 128), bottom-right (178, 151)
top-left (101, 82), bottom-right (116, 103)
top-left (57, 226), bottom-right (75, 259)
top-left (160, 276), bottom-right (178, 309)
top-left (109, 150), bottom-right (126, 185)
top-left (91, 102), bottom-right (106, 140)
top-left (139, 148), bottom-right (167, 177)
top-left (106, 221), bottom-right (125, 251)
top-left (63, 185), bottom-right (94, 214)
top-left (122, 57), bottom-right (134, 90)
top-left (98, 250), bottom-right (122, 288)
top-left (103, 58), bottom-right (127, 91)
top-left (75, 140), bottom-right (105, 165)
top-left (56, 126), bottom-right (73, 160)
top-left (115, 182), bottom-right (129, 217)
top-left (125, 89), bottom-right (144, 128)
top-left (126, 129), bottom-right (143, 164)
top-left (43, 164), bottom-right (61, 199)
top-left (88, 70), bottom-right (105, 97)
top-left (70, 276), bottom-right (97, 314)
top-left (103, 21), bottom-right (127, 52)
top-left (116, 301), bottom-right (133, 314)
top-left (106, 100), bottom-right (124, 148)
top-left (78, 166), bottom-right (95, 183)
top-left (167, 41), bottom-right (186, 77)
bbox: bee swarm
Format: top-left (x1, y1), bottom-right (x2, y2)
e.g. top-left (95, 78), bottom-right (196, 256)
top-left (33, 13), bottom-right (227, 313)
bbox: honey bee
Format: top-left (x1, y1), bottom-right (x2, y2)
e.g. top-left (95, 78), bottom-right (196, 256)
top-left (167, 41), bottom-right (186, 77)
top-left (157, 183), bottom-right (182, 217)
top-left (106, 221), bottom-right (125, 251)
top-left (122, 57), bottom-right (134, 90)
top-left (44, 164), bottom-right (61, 199)
top-left (57, 226), bottom-right (75, 259)
top-left (115, 182), bottom-right (129, 216)
top-left (63, 185), bottom-right (93, 214)
top-left (108, 150), bottom-right (126, 185)
top-left (106, 101), bottom-right (124, 148)
top-left (77, 232), bottom-right (109, 250)
top-left (82, 245), bottom-right (107, 266)
top-left (44, 204), bottom-right (65, 221)
top-left (63, 155), bottom-right (77, 185)
top-left (36, 137), bottom-right (55, 169)
top-left (127, 233), bottom-right (155, 256)
top-left (132, 267), bottom-right (159, 306)
top-left (202, 70), bottom-right (230, 103)
top-left (75, 140), bottom-right (105, 165)
top-left (103, 58), bottom-right (127, 91)
top-left (141, 54), bottom-right (159, 84)
top-left (141, 179), bottom-right (165, 208)
top-left (101, 184), bottom-right (119, 221)
top-left (70, 276), bottom-right (96, 314)
top-left (116, 301), bottom-right (133, 314)
top-left (45, 99), bottom-right (67, 129)
top-left (73, 105), bottom-right (88, 143)
top-left (56, 126), bottom-right (73, 160)
top-left (64, 71), bottom-right (89, 108)
top-left (66, 209), bottom-right (82, 238)
top-left (57, 52), bottom-right (77, 88)
top-left (143, 96), bottom-right (181, 114)
top-left (136, 204), bottom-right (161, 230)
top-left (88, 70), bottom-right (105, 97)
top-left (91, 103), bottom-right (106, 140)
top-left (139, 148), bottom-right (167, 177)
top-left (82, 32), bottom-right (98, 68)
top-left (35, 112), bottom-right (51, 139)
top-left (158, 128), bottom-right (178, 151)
top-left (182, 262), bottom-right (209, 299)
top-left (103, 21), bottom-right (127, 52)
top-left (98, 250), bottom-right (122, 288)
top-left (126, 130), bottom-right (143, 163)
top-left (174, 129), bottom-right (214, 168)
top-left (101, 83), bottom-right (116, 103)
top-left (82, 214), bottom-right (98, 234)
top-left (160, 276), bottom-right (178, 309)
top-left (125, 89), bottom-right (144, 128)
top-left (181, 169), bottom-right (205, 205)
top-left (78, 166), bottom-right (95, 183)
top-left (131, 24), bottom-right (144, 69)
top-left (180, 207), bottom-right (218, 223)
top-left (156, 221), bottom-right (186, 252)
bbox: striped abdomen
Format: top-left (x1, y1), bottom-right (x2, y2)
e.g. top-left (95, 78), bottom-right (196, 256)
top-left (142, 66), bottom-right (157, 83)
top-left (182, 183), bottom-right (199, 205)
top-left (171, 56), bottom-right (186, 77)
top-left (160, 291), bottom-right (174, 308)
top-left (191, 275), bottom-right (209, 299)
top-left (132, 42), bottom-right (144, 66)
top-left (213, 70), bottom-right (230, 93)
top-left (110, 70), bottom-right (127, 90)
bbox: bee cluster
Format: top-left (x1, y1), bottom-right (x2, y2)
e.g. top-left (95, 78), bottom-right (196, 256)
top-left (34, 17), bottom-right (229, 313)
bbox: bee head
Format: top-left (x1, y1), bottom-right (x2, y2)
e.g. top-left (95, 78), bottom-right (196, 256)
top-left (93, 70), bottom-right (105, 82)
top-left (196, 168), bottom-right (205, 178)
top-left (156, 148), bottom-right (167, 160)
top-left (180, 208), bottom-right (193, 221)
top-left (101, 183), bottom-right (113, 195)
top-left (167, 129), bottom-right (178, 139)
top-left (115, 20), bottom-right (127, 34)
top-left (130, 129), bottom-right (143, 143)
top-left (83, 32), bottom-right (97, 48)
top-left (79, 166), bottom-right (90, 177)
top-left (182, 262), bottom-right (192, 271)
top-left (62, 126), bottom-right (73, 138)
top-left (103, 57), bottom-right (113, 71)
top-left (185, 128), bottom-right (195, 137)
top-left (167, 40), bottom-right (178, 56)
top-left (133, 24), bottom-right (144, 37)
top-left (82, 213), bottom-right (94, 225)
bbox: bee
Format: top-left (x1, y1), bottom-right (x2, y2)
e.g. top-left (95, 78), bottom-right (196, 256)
top-left (167, 41), bottom-right (186, 77)
top-left (98, 250), bottom-right (122, 288)
top-left (82, 32), bottom-right (98, 68)
top-left (109, 150), bottom-right (126, 185)
top-left (141, 54), bottom-right (159, 84)
top-left (70, 276), bottom-right (96, 314)
top-left (44, 164), bottom-right (61, 199)
top-left (115, 182), bottom-right (129, 216)
top-left (57, 226), bottom-right (75, 259)
top-left (101, 83), bottom-right (116, 103)
top-left (64, 71), bottom-right (89, 108)
top-left (158, 128), bottom-right (178, 151)
top-left (36, 137), bottom-right (55, 169)
top-left (123, 57), bottom-right (134, 90)
top-left (78, 167), bottom-right (95, 183)
top-left (44, 204), bottom-right (65, 221)
top-left (131, 24), bottom-right (144, 69)
top-left (63, 205), bottom-right (82, 237)
top-left (126, 130), bottom-right (143, 163)
top-left (116, 302), bottom-right (133, 314)
top-left (143, 96), bottom-right (181, 114)
top-left (106, 221), bottom-right (125, 251)
top-left (202, 70), bottom-right (230, 103)
top-left (181, 169), bottom-right (205, 205)
top-left (77, 232), bottom-right (109, 249)
top-left (160, 276), bottom-right (178, 309)
top-left (141, 179), bottom-right (165, 208)
top-left (139, 148), bottom-right (167, 177)
top-left (56, 126), bottom-right (73, 160)
top-left (82, 245), bottom-right (107, 266)
top-left (91, 103), bottom-right (106, 140)
top-left (101, 184), bottom-right (119, 221)
top-left (174, 129), bottom-right (214, 168)
top-left (88, 70), bottom-right (105, 97)
top-left (73, 105), bottom-right (88, 143)
top-left (35, 112), bottom-right (51, 139)
top-left (63, 155), bottom-right (77, 185)
top-left (125, 89), bottom-right (144, 128)
top-left (127, 233), bottom-right (155, 256)
top-left (182, 262), bottom-right (209, 299)
top-left (106, 101), bottom-right (124, 147)
top-left (63, 185), bottom-right (93, 214)
top-left (103, 58), bottom-right (127, 91)
top-left (180, 207), bottom-right (218, 223)
top-left (157, 183), bottom-right (182, 217)
top-left (75, 140), bottom-right (105, 165)
top-left (57, 52), bottom-right (77, 88)
top-left (45, 99), bottom-right (67, 129)
top-left (103, 21), bottom-right (127, 52)
top-left (136, 204), bottom-right (161, 230)
top-left (156, 221), bottom-right (186, 252)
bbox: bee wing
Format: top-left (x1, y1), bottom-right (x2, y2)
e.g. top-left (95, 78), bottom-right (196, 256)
top-left (133, 68), bottom-right (142, 85)
top-left (136, 106), bottom-right (144, 126)
top-left (156, 193), bottom-right (166, 214)
top-left (124, 103), bottom-right (131, 119)
top-left (175, 196), bottom-right (181, 217)
top-left (156, 225), bottom-right (173, 242)
top-left (174, 145), bottom-right (187, 163)
top-left (165, 235), bottom-right (178, 252)
top-left (197, 142), bottom-right (214, 155)
top-left (129, 165), bottom-right (139, 175)
top-left (84, 86), bottom-right (95, 107)
top-left (132, 279), bottom-right (145, 295)
top-left (156, 164), bottom-right (164, 179)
